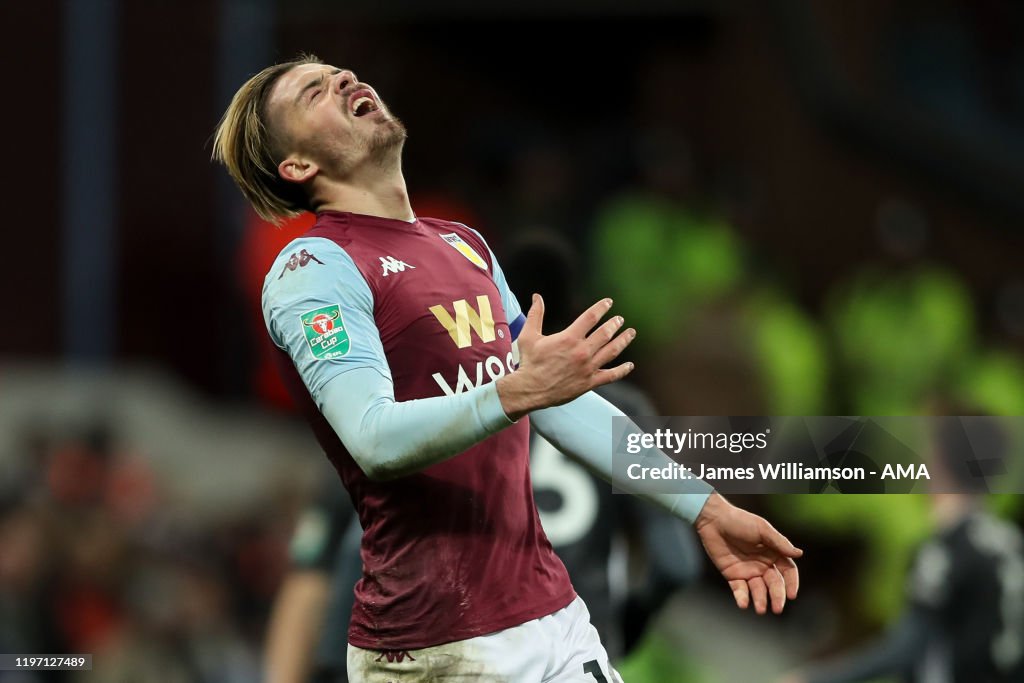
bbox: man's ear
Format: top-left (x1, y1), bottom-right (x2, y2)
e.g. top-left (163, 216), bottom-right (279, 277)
top-left (278, 156), bottom-right (319, 185)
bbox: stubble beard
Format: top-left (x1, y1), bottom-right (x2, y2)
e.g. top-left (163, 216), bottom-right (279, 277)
top-left (320, 115), bottom-right (408, 178)
top-left (366, 115), bottom-right (408, 170)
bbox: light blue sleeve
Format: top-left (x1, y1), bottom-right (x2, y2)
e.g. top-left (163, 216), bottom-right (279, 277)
top-left (262, 237), bottom-right (391, 403)
top-left (531, 391), bottom-right (714, 523)
top-left (263, 236), bottom-right (513, 481)
top-left (462, 226), bottom-right (526, 340)
top-left (318, 367), bottom-right (513, 481)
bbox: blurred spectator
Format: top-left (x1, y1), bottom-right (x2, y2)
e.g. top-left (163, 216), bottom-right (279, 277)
top-left (590, 128), bottom-right (744, 351)
top-left (781, 410), bottom-right (1024, 683)
top-left (827, 263), bottom-right (975, 415)
top-left (0, 418), bottom-right (289, 683)
top-left (0, 500), bottom-right (59, 662)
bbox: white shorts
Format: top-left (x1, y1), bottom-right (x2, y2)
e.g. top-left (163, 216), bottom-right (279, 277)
top-left (347, 596), bottom-right (623, 682)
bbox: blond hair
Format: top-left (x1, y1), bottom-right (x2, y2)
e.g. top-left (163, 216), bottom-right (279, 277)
top-left (211, 54), bottom-right (323, 223)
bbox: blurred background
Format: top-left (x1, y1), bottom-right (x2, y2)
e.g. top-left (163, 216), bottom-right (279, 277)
top-left (3, 0), bottom-right (1024, 681)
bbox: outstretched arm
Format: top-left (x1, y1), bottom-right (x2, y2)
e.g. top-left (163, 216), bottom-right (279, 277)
top-left (523, 363), bottom-right (801, 611)
top-left (530, 390), bottom-right (802, 612)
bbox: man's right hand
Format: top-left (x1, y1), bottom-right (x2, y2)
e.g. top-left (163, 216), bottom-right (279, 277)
top-left (496, 294), bottom-right (636, 421)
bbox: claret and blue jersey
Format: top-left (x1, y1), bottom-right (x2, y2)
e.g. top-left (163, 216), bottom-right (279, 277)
top-left (261, 210), bottom-right (573, 650)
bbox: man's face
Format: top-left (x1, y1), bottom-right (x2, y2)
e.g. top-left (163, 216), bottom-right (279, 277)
top-left (266, 63), bottom-right (406, 181)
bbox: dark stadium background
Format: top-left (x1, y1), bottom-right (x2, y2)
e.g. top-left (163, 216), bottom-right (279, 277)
top-left (1, 1), bottom-right (1023, 681)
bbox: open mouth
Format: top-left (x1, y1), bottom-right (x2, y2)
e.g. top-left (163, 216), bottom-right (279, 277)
top-left (349, 89), bottom-right (380, 117)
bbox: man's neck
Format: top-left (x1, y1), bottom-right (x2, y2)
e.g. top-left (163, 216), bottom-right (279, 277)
top-left (931, 494), bottom-right (977, 528)
top-left (314, 168), bottom-right (415, 222)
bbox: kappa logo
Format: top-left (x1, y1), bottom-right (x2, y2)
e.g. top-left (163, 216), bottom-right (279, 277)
top-left (429, 295), bottom-right (495, 349)
top-left (380, 255), bottom-right (415, 277)
top-left (374, 650), bottom-right (416, 664)
top-left (278, 249), bottom-right (324, 279)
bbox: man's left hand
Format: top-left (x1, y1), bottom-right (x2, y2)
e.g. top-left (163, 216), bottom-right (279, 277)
top-left (695, 493), bottom-right (803, 614)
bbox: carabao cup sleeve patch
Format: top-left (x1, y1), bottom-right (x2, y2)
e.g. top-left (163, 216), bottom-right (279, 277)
top-left (299, 303), bottom-right (352, 360)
